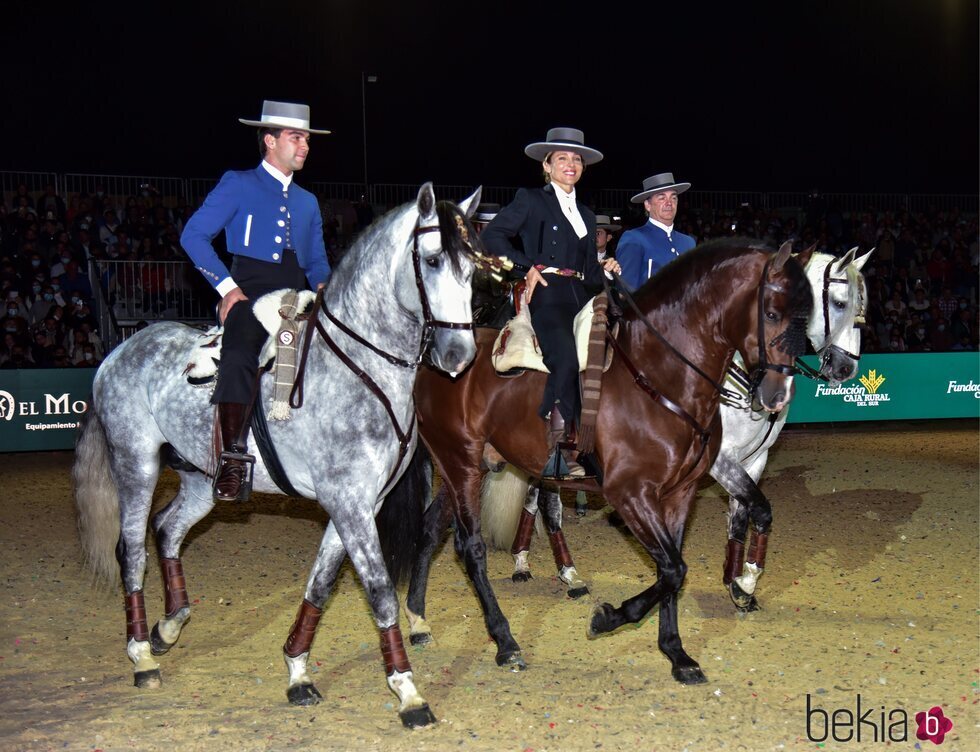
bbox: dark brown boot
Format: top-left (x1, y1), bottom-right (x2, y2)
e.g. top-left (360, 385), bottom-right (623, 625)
top-left (544, 408), bottom-right (585, 479)
top-left (214, 402), bottom-right (255, 502)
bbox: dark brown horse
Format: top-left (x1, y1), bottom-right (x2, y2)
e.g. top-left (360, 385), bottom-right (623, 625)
top-left (381, 240), bottom-right (813, 685)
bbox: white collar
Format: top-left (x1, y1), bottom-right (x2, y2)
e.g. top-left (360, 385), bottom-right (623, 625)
top-left (649, 218), bottom-right (674, 235)
top-left (261, 160), bottom-right (293, 191)
top-left (552, 184), bottom-right (577, 204)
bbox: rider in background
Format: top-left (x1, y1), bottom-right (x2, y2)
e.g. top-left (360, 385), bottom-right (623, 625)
top-left (481, 127), bottom-right (620, 478)
top-left (181, 100), bottom-right (332, 502)
top-left (616, 173), bottom-right (696, 291)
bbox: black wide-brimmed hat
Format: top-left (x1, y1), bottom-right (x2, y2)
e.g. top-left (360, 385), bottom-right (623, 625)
top-left (524, 127), bottom-right (603, 165)
top-left (630, 172), bottom-right (691, 203)
top-left (595, 214), bottom-right (621, 232)
top-left (473, 203), bottom-right (501, 223)
top-left (239, 100), bottom-right (331, 135)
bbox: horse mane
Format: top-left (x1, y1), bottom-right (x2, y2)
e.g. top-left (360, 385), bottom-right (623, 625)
top-left (630, 238), bottom-right (813, 356)
top-left (435, 200), bottom-right (485, 279)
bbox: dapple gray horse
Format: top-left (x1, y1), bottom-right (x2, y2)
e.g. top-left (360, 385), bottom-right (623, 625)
top-left (73, 183), bottom-right (481, 728)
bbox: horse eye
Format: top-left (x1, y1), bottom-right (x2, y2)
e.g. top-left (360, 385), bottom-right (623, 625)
top-left (426, 255), bottom-right (441, 269)
top-left (833, 299), bottom-right (847, 310)
top-left (765, 310), bottom-right (779, 322)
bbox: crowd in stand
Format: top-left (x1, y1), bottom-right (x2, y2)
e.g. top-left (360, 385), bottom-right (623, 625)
top-left (0, 181), bottom-right (976, 369)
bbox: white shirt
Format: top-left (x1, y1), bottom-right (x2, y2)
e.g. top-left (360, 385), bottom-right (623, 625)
top-left (649, 218), bottom-right (675, 237)
top-left (261, 160), bottom-right (293, 191)
top-left (552, 185), bottom-right (588, 239)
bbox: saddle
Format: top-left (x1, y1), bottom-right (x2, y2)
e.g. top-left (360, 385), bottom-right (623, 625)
top-left (491, 291), bottom-right (617, 456)
top-left (183, 289), bottom-right (316, 419)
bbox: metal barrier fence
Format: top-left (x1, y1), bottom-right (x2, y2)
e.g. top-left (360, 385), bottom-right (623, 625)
top-left (89, 258), bottom-right (215, 348)
top-left (3, 171), bottom-right (977, 216)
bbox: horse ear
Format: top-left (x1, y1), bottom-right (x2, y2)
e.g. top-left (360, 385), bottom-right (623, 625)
top-left (851, 247), bottom-right (875, 271)
top-left (832, 246), bottom-right (858, 274)
top-left (772, 240), bottom-right (794, 271)
top-left (416, 182), bottom-right (437, 221)
top-left (794, 245), bottom-right (814, 269)
top-left (457, 186), bottom-right (482, 218)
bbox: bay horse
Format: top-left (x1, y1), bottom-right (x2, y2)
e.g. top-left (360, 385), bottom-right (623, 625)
top-left (381, 240), bottom-right (813, 684)
top-left (73, 184), bottom-right (482, 728)
top-left (478, 247), bottom-right (871, 612)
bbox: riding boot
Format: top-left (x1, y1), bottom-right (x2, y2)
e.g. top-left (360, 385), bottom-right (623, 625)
top-left (543, 408), bottom-right (585, 479)
top-left (214, 402), bottom-right (256, 502)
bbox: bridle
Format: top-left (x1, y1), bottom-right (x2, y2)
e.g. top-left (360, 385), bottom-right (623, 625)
top-left (290, 216), bottom-right (477, 492)
top-left (794, 260), bottom-right (864, 381)
top-left (743, 256), bottom-right (803, 394)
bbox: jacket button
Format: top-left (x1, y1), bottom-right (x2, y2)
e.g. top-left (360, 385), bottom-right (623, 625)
top-left (549, 255), bottom-right (556, 260)
top-left (272, 253), bottom-right (280, 260)
top-left (277, 220), bottom-right (285, 227)
top-left (275, 236), bottom-right (282, 243)
top-left (552, 225), bottom-right (558, 231)
top-left (280, 206), bottom-right (286, 212)
top-left (551, 240), bottom-right (557, 245)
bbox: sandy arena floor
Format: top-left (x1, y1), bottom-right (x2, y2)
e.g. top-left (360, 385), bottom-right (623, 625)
top-left (0, 420), bottom-right (976, 751)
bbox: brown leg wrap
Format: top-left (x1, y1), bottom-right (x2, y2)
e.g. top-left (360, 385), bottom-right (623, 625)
top-left (160, 557), bottom-right (189, 618)
top-left (283, 599), bottom-right (323, 658)
top-left (746, 530), bottom-right (769, 569)
top-left (125, 591), bottom-right (150, 643)
top-left (547, 530), bottom-right (574, 569)
top-left (511, 508), bottom-right (536, 555)
top-left (723, 539), bottom-right (745, 584)
top-left (380, 624), bottom-right (411, 675)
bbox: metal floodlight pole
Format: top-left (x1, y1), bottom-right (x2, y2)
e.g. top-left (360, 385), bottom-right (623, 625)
top-left (361, 73), bottom-right (377, 200)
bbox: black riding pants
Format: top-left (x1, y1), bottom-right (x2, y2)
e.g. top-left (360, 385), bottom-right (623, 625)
top-left (212, 251), bottom-right (307, 405)
top-left (528, 275), bottom-right (588, 423)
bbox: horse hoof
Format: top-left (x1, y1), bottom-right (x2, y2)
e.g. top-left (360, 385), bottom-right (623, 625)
top-left (672, 665), bottom-right (708, 685)
top-left (512, 571), bottom-right (532, 583)
top-left (587, 603), bottom-right (616, 637)
top-left (134, 669), bottom-right (162, 689)
top-left (496, 651), bottom-right (527, 671)
top-left (149, 624), bottom-right (174, 656)
top-left (409, 631), bottom-right (434, 647)
top-left (400, 703), bottom-right (437, 728)
top-left (729, 582), bottom-right (760, 612)
top-left (287, 683), bottom-right (323, 706)
top-left (567, 585), bottom-right (590, 599)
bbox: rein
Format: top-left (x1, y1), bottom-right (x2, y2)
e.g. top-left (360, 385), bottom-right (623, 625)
top-left (794, 261), bottom-right (864, 381)
top-left (289, 218), bottom-right (474, 492)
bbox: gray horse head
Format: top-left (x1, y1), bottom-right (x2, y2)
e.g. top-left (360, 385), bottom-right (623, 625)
top-left (326, 183), bottom-right (482, 375)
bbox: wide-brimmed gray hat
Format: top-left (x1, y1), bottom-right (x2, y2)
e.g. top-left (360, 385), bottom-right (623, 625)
top-left (524, 127), bottom-right (603, 165)
top-left (630, 172), bottom-right (691, 203)
top-left (595, 214), bottom-right (621, 232)
top-left (239, 100), bottom-right (331, 135)
top-left (473, 203), bottom-right (500, 223)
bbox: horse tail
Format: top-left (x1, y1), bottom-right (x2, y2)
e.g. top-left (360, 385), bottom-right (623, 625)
top-left (378, 443), bottom-right (432, 586)
top-left (72, 409), bottom-right (121, 587)
top-left (480, 464), bottom-right (538, 550)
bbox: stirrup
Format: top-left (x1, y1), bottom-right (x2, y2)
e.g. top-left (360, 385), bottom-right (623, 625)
top-left (214, 449), bottom-right (256, 502)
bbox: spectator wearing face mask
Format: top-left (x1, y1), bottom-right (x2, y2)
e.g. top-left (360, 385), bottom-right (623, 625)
top-left (75, 343), bottom-right (101, 368)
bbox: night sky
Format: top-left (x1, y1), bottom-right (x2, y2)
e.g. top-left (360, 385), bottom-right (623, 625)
top-left (5, 0), bottom-right (978, 194)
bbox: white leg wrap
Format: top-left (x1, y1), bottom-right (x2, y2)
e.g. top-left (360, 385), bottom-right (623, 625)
top-left (387, 669), bottom-right (426, 713)
top-left (284, 650), bottom-right (313, 688)
top-left (156, 607), bottom-right (190, 645)
top-left (404, 606), bottom-right (432, 640)
top-left (558, 565), bottom-right (585, 589)
top-left (127, 639), bottom-right (160, 673)
top-left (513, 550), bottom-right (531, 575)
top-left (733, 561), bottom-right (763, 595)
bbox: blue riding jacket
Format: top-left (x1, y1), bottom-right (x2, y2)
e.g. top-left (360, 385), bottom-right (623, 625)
top-left (617, 221), bottom-right (696, 291)
top-left (181, 164), bottom-right (330, 295)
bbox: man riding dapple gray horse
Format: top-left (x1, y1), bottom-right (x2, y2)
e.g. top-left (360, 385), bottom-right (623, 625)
top-left (181, 100), bottom-right (332, 503)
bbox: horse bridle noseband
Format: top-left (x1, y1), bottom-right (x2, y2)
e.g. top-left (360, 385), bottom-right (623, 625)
top-left (290, 218), bottom-right (475, 492)
top-left (795, 260), bottom-right (865, 381)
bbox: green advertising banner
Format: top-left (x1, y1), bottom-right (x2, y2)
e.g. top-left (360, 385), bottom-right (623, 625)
top-left (787, 352), bottom-right (980, 423)
top-left (0, 369), bottom-right (96, 452)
